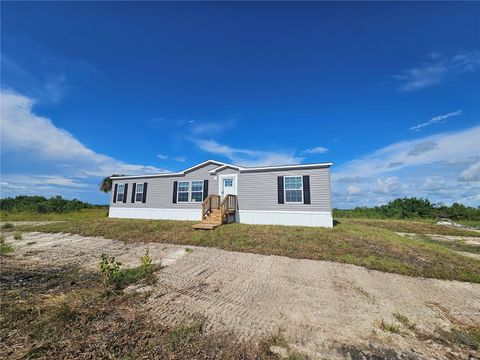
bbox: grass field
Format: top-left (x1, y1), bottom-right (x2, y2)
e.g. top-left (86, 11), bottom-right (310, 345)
top-left (0, 208), bottom-right (108, 221)
top-left (10, 215), bottom-right (480, 283)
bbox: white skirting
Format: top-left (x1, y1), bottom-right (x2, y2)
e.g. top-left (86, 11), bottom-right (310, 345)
top-left (109, 207), bottom-right (333, 227)
top-left (236, 210), bottom-right (333, 227)
top-left (109, 207), bottom-right (201, 221)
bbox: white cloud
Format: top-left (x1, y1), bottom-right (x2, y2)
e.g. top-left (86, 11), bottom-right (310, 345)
top-left (190, 118), bottom-right (236, 136)
top-left (459, 161), bottom-right (480, 182)
top-left (302, 146), bottom-right (329, 155)
top-left (157, 154), bottom-right (186, 162)
top-left (192, 139), bottom-right (302, 166)
top-left (395, 63), bottom-right (447, 91)
top-left (410, 110), bottom-right (462, 131)
top-left (374, 177), bottom-right (402, 194)
top-left (394, 51), bottom-right (480, 91)
top-left (407, 140), bottom-right (439, 156)
top-left (333, 126), bottom-right (480, 208)
top-left (333, 126), bottom-right (480, 179)
top-left (1, 90), bottom-right (165, 198)
top-left (347, 185), bottom-right (362, 195)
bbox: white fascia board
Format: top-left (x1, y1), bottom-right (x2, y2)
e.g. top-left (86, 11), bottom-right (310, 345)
top-left (111, 159), bottom-right (226, 180)
top-left (240, 162), bottom-right (333, 172)
top-left (209, 163), bottom-right (244, 174)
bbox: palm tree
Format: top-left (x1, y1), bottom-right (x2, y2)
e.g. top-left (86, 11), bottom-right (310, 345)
top-left (99, 175), bottom-right (123, 193)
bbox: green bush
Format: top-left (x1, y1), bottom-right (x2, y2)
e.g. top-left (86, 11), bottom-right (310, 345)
top-left (13, 232), bottom-right (22, 241)
top-left (335, 197), bottom-right (480, 221)
top-left (0, 195), bottom-right (94, 214)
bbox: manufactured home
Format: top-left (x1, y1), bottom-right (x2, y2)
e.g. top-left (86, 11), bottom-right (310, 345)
top-left (109, 160), bottom-right (333, 228)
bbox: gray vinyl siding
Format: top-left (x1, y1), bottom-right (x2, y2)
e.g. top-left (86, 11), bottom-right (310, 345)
top-left (110, 164), bottom-right (219, 209)
top-left (110, 163), bottom-right (332, 213)
top-left (237, 167), bottom-right (331, 212)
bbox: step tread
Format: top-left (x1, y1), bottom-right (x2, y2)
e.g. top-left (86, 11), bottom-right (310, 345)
top-left (192, 223), bottom-right (220, 230)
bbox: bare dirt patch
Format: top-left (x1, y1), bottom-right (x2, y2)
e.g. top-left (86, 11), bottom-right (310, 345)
top-left (398, 232), bottom-right (480, 261)
top-left (3, 232), bottom-right (480, 359)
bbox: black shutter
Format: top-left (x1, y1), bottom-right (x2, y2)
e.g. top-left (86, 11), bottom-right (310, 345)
top-left (123, 184), bottom-right (128, 203)
top-left (203, 180), bottom-right (209, 200)
top-left (113, 184), bottom-right (118, 203)
top-left (131, 183), bottom-right (136, 203)
top-left (172, 181), bottom-right (178, 203)
top-left (303, 175), bottom-right (311, 204)
top-left (142, 182), bottom-right (148, 203)
top-left (277, 176), bottom-right (284, 204)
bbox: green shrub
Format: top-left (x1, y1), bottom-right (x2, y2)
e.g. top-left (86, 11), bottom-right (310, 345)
top-left (13, 232), bottom-right (22, 241)
top-left (335, 197), bottom-right (480, 221)
top-left (2, 223), bottom-right (14, 229)
top-left (0, 195), bottom-right (94, 214)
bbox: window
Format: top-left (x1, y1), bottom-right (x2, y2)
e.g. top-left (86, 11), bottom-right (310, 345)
top-left (191, 181), bottom-right (204, 202)
top-left (135, 183), bottom-right (144, 202)
top-left (117, 184), bottom-right (125, 202)
top-left (178, 181), bottom-right (189, 202)
top-left (223, 179), bottom-right (233, 187)
top-left (284, 176), bottom-right (303, 203)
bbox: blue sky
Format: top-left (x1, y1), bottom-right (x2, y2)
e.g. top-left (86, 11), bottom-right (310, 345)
top-left (1, 2), bottom-right (479, 207)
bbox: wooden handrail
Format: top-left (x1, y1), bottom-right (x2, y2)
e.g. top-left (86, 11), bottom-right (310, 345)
top-left (202, 194), bottom-right (220, 220)
top-left (220, 194), bottom-right (237, 223)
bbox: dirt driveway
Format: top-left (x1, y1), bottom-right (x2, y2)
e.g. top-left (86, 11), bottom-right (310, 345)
top-left (4, 231), bottom-right (480, 359)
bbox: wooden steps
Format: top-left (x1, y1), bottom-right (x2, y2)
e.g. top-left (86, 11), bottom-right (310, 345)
top-left (193, 194), bottom-right (237, 230)
top-left (192, 209), bottom-right (222, 229)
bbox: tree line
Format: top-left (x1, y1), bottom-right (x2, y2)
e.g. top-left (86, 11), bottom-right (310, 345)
top-left (334, 197), bottom-right (480, 221)
top-left (0, 195), bottom-right (99, 214)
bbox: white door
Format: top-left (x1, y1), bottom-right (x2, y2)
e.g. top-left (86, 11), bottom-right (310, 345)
top-left (219, 175), bottom-right (237, 197)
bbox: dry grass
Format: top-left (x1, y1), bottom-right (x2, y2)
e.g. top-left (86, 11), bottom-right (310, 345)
top-left (0, 257), bottom-right (286, 359)
top-left (23, 218), bottom-right (480, 283)
top-left (344, 218), bottom-right (480, 237)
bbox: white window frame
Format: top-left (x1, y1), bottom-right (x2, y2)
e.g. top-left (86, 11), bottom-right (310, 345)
top-left (135, 183), bottom-right (144, 202)
top-left (284, 176), bottom-right (303, 204)
top-left (190, 180), bottom-right (204, 203)
top-left (177, 181), bottom-right (190, 203)
top-left (116, 183), bottom-right (125, 202)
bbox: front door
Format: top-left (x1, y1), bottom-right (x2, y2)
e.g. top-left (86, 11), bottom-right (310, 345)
top-left (219, 175), bottom-right (237, 197)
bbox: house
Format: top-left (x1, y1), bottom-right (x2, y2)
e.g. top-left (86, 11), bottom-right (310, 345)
top-left (109, 159), bottom-right (333, 228)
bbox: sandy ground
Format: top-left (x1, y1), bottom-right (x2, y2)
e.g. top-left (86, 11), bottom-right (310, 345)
top-left (398, 232), bottom-right (480, 261)
top-left (3, 231), bottom-right (480, 359)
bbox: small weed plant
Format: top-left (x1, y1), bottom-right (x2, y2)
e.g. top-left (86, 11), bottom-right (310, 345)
top-left (99, 254), bottom-right (121, 285)
top-left (99, 250), bottom-right (157, 290)
top-left (13, 232), bottom-right (22, 241)
top-left (379, 319), bottom-right (401, 334)
top-left (140, 249), bottom-right (152, 269)
top-left (393, 312), bottom-right (416, 331)
top-left (0, 235), bottom-right (14, 255)
top-left (2, 223), bottom-right (14, 229)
